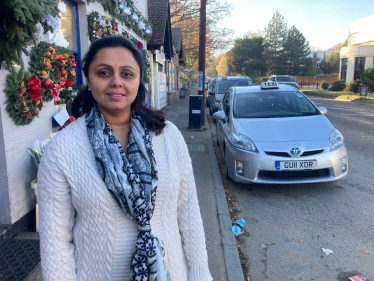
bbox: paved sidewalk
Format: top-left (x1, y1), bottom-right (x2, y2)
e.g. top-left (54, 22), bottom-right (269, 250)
top-left (163, 86), bottom-right (244, 281)
top-left (0, 86), bottom-right (244, 281)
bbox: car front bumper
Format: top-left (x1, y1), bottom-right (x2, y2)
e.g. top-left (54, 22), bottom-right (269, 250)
top-left (225, 141), bottom-right (348, 184)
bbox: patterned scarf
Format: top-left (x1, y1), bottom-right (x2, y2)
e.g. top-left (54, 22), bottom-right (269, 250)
top-left (86, 105), bottom-right (171, 281)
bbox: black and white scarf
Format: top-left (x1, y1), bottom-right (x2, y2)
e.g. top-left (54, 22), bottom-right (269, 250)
top-left (86, 105), bottom-right (171, 281)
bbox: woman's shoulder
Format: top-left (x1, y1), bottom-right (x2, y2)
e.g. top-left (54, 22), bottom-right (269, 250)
top-left (161, 120), bottom-right (182, 139)
top-left (47, 116), bottom-right (87, 148)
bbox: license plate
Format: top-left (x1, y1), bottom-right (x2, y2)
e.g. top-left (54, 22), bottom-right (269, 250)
top-left (275, 160), bottom-right (317, 170)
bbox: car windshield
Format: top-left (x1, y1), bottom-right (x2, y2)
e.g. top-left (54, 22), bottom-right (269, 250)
top-left (276, 77), bottom-right (294, 82)
top-left (216, 79), bottom-right (253, 94)
top-left (233, 91), bottom-right (320, 118)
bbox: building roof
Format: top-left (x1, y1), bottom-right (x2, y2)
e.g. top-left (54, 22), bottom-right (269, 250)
top-left (147, 0), bottom-right (173, 59)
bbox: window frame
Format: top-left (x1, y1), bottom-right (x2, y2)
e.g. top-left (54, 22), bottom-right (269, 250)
top-left (340, 58), bottom-right (348, 81)
top-left (354, 57), bottom-right (365, 80)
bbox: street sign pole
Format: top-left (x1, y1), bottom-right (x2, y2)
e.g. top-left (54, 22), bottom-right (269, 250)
top-left (198, 0), bottom-right (206, 127)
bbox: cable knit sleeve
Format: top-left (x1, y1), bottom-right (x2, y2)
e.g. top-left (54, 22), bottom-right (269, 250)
top-left (175, 128), bottom-right (213, 281)
top-left (37, 136), bottom-right (76, 280)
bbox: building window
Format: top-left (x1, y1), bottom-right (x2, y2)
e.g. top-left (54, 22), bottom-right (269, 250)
top-left (316, 60), bottom-right (321, 68)
top-left (340, 58), bottom-right (348, 81)
top-left (354, 57), bottom-right (365, 80)
top-left (52, 0), bottom-right (82, 85)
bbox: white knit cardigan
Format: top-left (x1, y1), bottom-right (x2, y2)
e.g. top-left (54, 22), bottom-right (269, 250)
top-left (38, 117), bottom-right (212, 281)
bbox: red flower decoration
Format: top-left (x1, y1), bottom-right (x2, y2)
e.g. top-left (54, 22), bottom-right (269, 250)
top-left (27, 74), bottom-right (42, 102)
top-left (137, 42), bottom-right (143, 51)
top-left (50, 84), bottom-right (61, 102)
top-left (64, 79), bottom-right (73, 88)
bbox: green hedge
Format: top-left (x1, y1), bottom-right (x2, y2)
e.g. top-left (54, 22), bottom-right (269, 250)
top-left (320, 80), bottom-right (329, 90)
top-left (331, 80), bottom-right (346, 91)
top-left (343, 80), bottom-right (361, 93)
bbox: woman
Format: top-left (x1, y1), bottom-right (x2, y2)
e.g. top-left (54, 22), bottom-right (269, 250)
top-left (38, 36), bottom-right (212, 281)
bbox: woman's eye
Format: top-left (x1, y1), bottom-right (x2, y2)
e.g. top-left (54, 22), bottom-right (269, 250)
top-left (98, 70), bottom-right (110, 76)
top-left (122, 72), bottom-right (132, 77)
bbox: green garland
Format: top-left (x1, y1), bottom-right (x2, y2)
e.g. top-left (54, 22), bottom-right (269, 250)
top-left (88, 11), bottom-right (151, 83)
top-left (4, 42), bottom-right (77, 126)
top-left (86, 0), bottom-right (152, 41)
top-left (0, 0), bottom-right (60, 71)
top-left (87, 11), bottom-right (119, 42)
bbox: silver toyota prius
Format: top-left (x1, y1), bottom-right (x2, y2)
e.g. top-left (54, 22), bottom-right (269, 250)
top-left (213, 81), bottom-right (348, 184)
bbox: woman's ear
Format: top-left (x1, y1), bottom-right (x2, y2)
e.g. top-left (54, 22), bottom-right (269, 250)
top-left (86, 78), bottom-right (90, 90)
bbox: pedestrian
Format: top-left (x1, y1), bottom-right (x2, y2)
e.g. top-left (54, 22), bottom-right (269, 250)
top-left (37, 36), bottom-right (212, 281)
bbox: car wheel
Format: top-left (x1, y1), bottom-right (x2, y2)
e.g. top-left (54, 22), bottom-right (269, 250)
top-left (224, 146), bottom-right (231, 181)
top-left (225, 163), bottom-right (231, 181)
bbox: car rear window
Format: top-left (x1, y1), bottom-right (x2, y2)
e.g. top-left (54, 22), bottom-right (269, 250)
top-left (217, 79), bottom-right (253, 94)
top-left (276, 77), bottom-right (293, 82)
top-left (233, 91), bottom-right (320, 118)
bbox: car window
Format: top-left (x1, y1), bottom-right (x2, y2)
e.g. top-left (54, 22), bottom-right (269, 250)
top-left (233, 91), bottom-right (319, 118)
top-left (216, 79), bottom-right (253, 94)
top-left (277, 77), bottom-right (293, 82)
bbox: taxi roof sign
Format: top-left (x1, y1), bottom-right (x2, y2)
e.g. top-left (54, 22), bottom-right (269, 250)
top-left (261, 81), bottom-right (279, 89)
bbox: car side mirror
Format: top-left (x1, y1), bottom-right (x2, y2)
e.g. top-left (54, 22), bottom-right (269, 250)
top-left (318, 107), bottom-right (327, 115)
top-left (213, 111), bottom-right (225, 120)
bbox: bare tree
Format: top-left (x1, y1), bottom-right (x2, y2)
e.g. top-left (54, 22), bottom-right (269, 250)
top-left (170, 0), bottom-right (234, 74)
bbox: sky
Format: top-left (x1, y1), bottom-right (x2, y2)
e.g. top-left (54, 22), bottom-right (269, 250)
top-left (217, 0), bottom-right (374, 50)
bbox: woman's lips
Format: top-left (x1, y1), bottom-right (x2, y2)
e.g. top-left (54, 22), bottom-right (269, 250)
top-left (107, 92), bottom-right (125, 101)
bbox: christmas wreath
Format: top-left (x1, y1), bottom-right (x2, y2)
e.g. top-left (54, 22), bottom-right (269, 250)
top-left (4, 41), bottom-right (77, 126)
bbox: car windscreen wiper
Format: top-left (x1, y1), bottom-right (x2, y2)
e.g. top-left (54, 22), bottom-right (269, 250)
top-left (300, 112), bottom-right (320, 116)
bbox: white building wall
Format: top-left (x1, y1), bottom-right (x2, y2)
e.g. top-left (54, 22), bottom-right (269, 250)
top-left (340, 45), bottom-right (374, 82)
top-left (345, 58), bottom-right (355, 83)
top-left (0, 52), bottom-right (55, 224)
top-left (0, 0), bottom-right (149, 224)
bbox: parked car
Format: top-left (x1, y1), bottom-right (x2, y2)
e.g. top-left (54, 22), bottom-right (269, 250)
top-left (208, 76), bottom-right (253, 115)
top-left (268, 75), bottom-right (299, 89)
top-left (213, 81), bottom-right (348, 184)
top-left (205, 78), bottom-right (214, 107)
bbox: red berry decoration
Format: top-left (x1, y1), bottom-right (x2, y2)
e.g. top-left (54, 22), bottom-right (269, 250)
top-left (48, 46), bottom-right (54, 52)
top-left (43, 80), bottom-right (51, 87)
top-left (60, 69), bottom-right (67, 76)
top-left (58, 54), bottom-right (64, 61)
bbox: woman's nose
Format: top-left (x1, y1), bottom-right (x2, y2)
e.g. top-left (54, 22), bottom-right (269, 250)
top-left (110, 72), bottom-right (123, 87)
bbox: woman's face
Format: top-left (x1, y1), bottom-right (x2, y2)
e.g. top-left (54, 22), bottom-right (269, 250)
top-left (87, 46), bottom-right (141, 117)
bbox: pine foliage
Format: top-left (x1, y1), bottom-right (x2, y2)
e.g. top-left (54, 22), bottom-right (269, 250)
top-left (283, 26), bottom-right (311, 76)
top-left (263, 11), bottom-right (288, 75)
top-left (0, 0), bottom-right (59, 69)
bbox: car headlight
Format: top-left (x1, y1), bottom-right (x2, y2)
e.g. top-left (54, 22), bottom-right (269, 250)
top-left (330, 129), bottom-right (344, 150)
top-left (229, 133), bottom-right (258, 152)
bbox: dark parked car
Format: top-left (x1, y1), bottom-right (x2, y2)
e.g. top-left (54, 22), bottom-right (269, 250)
top-left (268, 75), bottom-right (299, 89)
top-left (208, 76), bottom-right (253, 115)
top-left (205, 78), bottom-right (214, 107)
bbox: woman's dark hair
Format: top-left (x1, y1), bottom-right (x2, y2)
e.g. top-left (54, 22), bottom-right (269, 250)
top-left (71, 36), bottom-right (166, 134)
